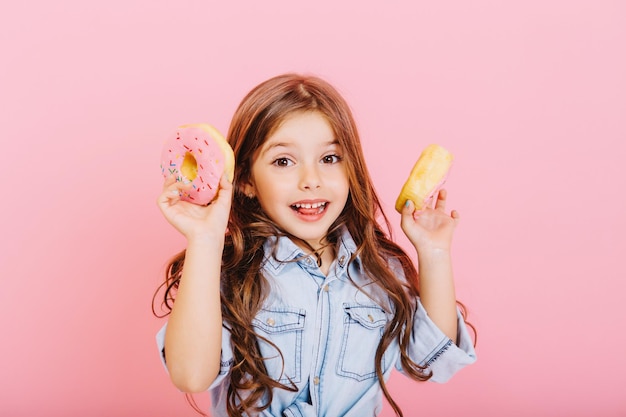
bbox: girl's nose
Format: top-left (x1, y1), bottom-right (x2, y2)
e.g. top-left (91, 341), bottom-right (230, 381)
top-left (299, 164), bottom-right (322, 190)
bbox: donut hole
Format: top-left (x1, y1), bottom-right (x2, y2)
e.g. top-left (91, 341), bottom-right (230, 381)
top-left (181, 152), bottom-right (198, 181)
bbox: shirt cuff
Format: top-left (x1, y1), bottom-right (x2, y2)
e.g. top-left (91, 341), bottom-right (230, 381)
top-left (155, 323), bottom-right (168, 371)
top-left (399, 299), bottom-right (477, 383)
top-left (155, 322), bottom-right (234, 390)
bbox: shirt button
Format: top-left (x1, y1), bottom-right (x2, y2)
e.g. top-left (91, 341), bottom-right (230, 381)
top-left (313, 377), bottom-right (320, 385)
top-left (305, 257), bottom-right (314, 266)
top-left (367, 314), bottom-right (374, 322)
top-left (266, 318), bottom-right (275, 326)
top-left (323, 285), bottom-right (329, 292)
top-left (338, 255), bottom-right (346, 266)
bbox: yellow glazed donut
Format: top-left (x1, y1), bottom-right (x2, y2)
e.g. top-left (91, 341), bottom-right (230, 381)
top-left (395, 144), bottom-right (454, 213)
top-left (160, 123), bottom-right (235, 205)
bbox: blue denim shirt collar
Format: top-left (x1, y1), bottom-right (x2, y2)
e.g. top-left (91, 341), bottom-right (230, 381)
top-left (262, 226), bottom-right (361, 279)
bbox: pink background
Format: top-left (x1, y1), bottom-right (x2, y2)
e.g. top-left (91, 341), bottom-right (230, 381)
top-left (1, 0), bottom-right (625, 416)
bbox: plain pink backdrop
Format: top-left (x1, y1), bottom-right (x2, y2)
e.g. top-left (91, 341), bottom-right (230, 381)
top-left (1, 0), bottom-right (625, 416)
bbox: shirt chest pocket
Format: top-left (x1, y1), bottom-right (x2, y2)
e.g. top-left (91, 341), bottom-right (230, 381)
top-left (252, 307), bottom-right (306, 384)
top-left (337, 304), bottom-right (388, 381)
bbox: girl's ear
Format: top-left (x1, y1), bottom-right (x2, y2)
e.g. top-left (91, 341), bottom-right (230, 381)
top-left (242, 182), bottom-right (255, 199)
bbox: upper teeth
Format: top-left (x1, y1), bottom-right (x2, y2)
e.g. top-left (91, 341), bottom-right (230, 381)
top-left (293, 202), bottom-right (326, 209)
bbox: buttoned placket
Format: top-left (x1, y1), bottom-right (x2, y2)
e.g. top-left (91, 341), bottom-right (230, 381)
top-left (296, 255), bottom-right (325, 412)
top-left (300, 251), bottom-right (350, 414)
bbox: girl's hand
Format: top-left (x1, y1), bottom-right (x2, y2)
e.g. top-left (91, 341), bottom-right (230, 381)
top-left (400, 189), bottom-right (460, 255)
top-left (156, 174), bottom-right (233, 243)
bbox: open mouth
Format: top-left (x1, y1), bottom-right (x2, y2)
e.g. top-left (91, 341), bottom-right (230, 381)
top-left (291, 202), bottom-right (328, 215)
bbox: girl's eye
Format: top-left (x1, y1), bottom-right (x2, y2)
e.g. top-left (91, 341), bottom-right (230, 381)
top-left (321, 154), bottom-right (342, 164)
top-left (272, 157), bottom-right (294, 167)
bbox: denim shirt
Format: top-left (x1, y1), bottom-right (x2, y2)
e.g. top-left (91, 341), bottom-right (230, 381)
top-left (157, 228), bottom-right (476, 416)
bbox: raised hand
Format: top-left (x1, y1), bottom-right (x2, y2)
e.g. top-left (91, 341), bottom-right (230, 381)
top-left (157, 174), bottom-right (233, 243)
top-left (399, 189), bottom-right (459, 255)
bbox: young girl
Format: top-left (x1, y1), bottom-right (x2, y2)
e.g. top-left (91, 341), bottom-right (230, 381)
top-left (155, 73), bottom-right (476, 417)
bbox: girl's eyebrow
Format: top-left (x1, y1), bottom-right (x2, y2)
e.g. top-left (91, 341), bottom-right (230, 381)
top-left (260, 139), bottom-right (340, 157)
top-left (259, 141), bottom-right (290, 158)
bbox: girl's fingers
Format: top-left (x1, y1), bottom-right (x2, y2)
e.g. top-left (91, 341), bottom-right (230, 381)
top-left (451, 209), bottom-right (460, 223)
top-left (219, 173), bottom-right (233, 193)
top-left (401, 198), bottom-right (414, 214)
top-left (400, 199), bottom-right (426, 223)
top-left (157, 186), bottom-right (180, 208)
top-left (209, 174), bottom-right (233, 208)
top-left (162, 174), bottom-right (177, 190)
top-left (434, 189), bottom-right (447, 211)
top-left (158, 176), bottom-right (192, 207)
top-left (399, 199), bottom-right (413, 226)
top-left (435, 189), bottom-right (460, 223)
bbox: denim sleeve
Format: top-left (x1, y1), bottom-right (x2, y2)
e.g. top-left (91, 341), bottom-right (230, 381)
top-left (155, 322), bottom-right (234, 390)
top-left (396, 298), bottom-right (477, 383)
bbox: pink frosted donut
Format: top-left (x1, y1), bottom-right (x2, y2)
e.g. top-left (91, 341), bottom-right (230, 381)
top-left (160, 123), bottom-right (234, 205)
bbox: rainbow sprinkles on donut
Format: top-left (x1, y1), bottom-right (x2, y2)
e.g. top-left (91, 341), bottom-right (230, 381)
top-left (160, 123), bottom-right (235, 205)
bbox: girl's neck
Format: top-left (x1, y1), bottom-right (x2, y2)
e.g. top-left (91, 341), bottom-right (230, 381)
top-left (296, 239), bottom-right (335, 276)
top-left (316, 246), bottom-right (335, 276)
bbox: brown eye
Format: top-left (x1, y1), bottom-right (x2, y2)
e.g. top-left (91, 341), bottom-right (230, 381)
top-left (322, 154), bottom-right (342, 164)
top-left (272, 158), bottom-right (293, 167)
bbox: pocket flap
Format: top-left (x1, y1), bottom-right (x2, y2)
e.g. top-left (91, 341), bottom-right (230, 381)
top-left (343, 304), bottom-right (387, 329)
top-left (253, 307), bottom-right (306, 333)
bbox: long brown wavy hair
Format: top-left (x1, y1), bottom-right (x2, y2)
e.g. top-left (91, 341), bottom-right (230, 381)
top-left (154, 73), bottom-right (472, 417)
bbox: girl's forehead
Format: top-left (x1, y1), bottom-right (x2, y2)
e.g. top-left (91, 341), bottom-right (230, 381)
top-left (261, 112), bottom-right (337, 148)
top-left (265, 111), bottom-right (335, 139)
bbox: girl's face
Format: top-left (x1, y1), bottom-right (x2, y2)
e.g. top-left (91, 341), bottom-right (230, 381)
top-left (245, 111), bottom-right (350, 250)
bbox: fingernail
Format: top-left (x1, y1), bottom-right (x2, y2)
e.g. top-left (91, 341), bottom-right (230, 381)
top-left (171, 190), bottom-right (179, 195)
top-left (405, 200), bottom-right (410, 207)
